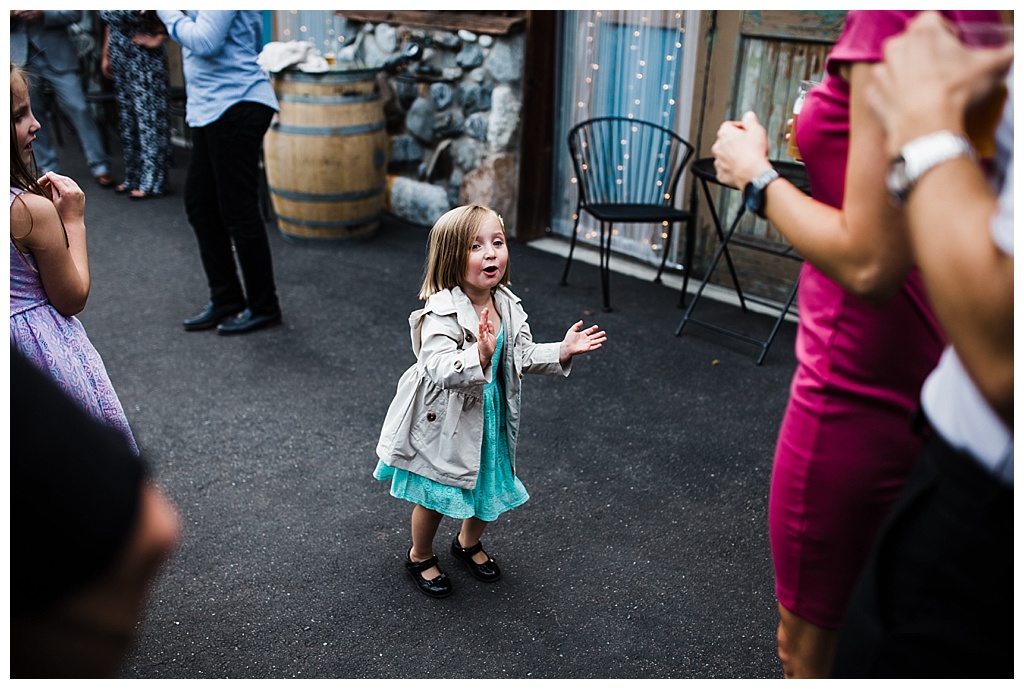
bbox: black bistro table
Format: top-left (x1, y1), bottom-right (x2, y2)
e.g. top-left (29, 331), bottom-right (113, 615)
top-left (675, 158), bottom-right (810, 365)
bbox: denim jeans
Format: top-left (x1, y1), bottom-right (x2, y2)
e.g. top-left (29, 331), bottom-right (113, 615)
top-left (28, 66), bottom-right (111, 177)
top-left (185, 101), bottom-right (280, 316)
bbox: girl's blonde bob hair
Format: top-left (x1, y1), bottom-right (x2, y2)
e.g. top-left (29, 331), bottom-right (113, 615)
top-left (418, 204), bottom-right (510, 299)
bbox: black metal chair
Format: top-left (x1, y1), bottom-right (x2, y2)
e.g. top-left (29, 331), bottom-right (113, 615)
top-left (560, 116), bottom-right (696, 311)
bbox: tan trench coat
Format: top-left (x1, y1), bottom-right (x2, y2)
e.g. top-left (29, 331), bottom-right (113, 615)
top-left (375, 286), bottom-right (569, 489)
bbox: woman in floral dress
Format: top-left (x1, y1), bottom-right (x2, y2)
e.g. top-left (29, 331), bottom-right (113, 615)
top-left (99, 10), bottom-right (170, 199)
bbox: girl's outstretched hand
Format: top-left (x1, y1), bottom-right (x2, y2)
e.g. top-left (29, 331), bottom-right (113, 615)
top-left (559, 320), bottom-right (607, 365)
top-left (477, 307), bottom-right (497, 368)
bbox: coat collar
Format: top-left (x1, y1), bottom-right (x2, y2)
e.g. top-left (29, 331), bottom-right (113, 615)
top-left (421, 286), bottom-right (520, 321)
top-left (410, 286), bottom-right (522, 349)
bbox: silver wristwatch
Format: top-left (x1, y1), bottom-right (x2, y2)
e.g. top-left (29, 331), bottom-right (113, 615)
top-left (886, 131), bottom-right (977, 207)
top-left (743, 167), bottom-right (781, 219)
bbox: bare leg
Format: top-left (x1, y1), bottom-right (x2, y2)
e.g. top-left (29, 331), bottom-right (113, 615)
top-left (457, 516), bottom-right (491, 565)
top-left (777, 602), bottom-right (839, 678)
top-left (410, 505), bottom-right (444, 579)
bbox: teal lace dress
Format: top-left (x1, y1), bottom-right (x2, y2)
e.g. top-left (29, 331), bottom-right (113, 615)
top-left (374, 324), bottom-right (530, 520)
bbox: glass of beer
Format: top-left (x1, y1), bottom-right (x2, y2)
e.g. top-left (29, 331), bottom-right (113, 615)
top-left (957, 22), bottom-right (1013, 159)
top-left (786, 80), bottom-right (818, 161)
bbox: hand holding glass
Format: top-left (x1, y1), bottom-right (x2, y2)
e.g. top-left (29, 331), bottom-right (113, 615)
top-left (786, 80), bottom-right (819, 161)
top-left (958, 22), bottom-right (1013, 159)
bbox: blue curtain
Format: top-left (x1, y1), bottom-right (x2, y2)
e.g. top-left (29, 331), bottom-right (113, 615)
top-left (592, 20), bottom-right (684, 125)
top-left (269, 10), bottom-right (350, 57)
top-left (551, 11), bottom-right (691, 264)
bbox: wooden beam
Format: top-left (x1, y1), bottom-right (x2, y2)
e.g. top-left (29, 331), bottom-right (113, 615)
top-left (740, 10), bottom-right (845, 43)
top-left (516, 11), bottom-right (557, 242)
top-left (335, 11), bottom-right (527, 35)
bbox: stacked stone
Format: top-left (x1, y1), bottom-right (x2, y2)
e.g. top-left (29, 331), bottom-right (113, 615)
top-left (336, 20), bottom-right (525, 231)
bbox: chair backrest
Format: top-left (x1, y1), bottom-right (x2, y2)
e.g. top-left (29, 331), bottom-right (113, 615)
top-left (568, 117), bottom-right (695, 208)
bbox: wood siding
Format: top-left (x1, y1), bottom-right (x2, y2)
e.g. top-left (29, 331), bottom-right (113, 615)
top-left (694, 11), bottom-right (844, 303)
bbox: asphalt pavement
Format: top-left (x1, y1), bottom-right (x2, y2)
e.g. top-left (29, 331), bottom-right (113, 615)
top-left (56, 136), bottom-right (799, 679)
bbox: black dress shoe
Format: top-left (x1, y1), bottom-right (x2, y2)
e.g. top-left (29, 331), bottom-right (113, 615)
top-left (451, 533), bottom-right (502, 582)
top-left (182, 302), bottom-right (244, 331)
top-left (405, 552), bottom-right (453, 598)
top-left (216, 309), bottom-right (282, 336)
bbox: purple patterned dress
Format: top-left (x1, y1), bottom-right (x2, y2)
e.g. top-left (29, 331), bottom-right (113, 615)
top-left (10, 188), bottom-right (138, 454)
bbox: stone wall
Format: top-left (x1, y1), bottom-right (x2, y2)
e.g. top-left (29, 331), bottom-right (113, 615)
top-left (334, 19), bottom-right (526, 234)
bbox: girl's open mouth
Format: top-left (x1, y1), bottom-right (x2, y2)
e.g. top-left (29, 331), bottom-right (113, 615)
top-left (483, 266), bottom-right (499, 275)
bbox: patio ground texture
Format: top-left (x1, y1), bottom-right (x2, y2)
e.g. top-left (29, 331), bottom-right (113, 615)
top-left (52, 136), bottom-right (799, 679)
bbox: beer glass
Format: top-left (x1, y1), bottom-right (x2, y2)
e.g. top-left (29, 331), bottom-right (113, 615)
top-left (786, 80), bottom-right (819, 161)
top-left (957, 22), bottom-right (1013, 159)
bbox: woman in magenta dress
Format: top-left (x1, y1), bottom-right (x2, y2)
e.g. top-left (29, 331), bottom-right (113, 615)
top-left (710, 10), bottom-right (1001, 677)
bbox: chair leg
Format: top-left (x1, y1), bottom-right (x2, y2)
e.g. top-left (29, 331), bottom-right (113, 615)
top-left (755, 274), bottom-right (801, 366)
top-left (600, 221), bottom-right (612, 312)
top-left (654, 222), bottom-right (671, 284)
top-left (677, 217), bottom-right (695, 308)
top-left (560, 216), bottom-right (582, 286)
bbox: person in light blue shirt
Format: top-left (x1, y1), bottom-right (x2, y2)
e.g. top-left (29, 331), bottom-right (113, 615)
top-left (156, 10), bottom-right (283, 335)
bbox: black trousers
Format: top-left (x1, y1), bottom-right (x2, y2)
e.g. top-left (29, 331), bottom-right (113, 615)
top-left (185, 101), bottom-right (280, 316)
top-left (831, 430), bottom-right (1013, 678)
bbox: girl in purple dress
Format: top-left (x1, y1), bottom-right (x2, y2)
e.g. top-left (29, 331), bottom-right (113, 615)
top-left (710, 10), bottom-right (1000, 677)
top-left (10, 63), bottom-right (137, 454)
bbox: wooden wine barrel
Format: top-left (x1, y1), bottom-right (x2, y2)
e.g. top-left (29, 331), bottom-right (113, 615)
top-left (263, 68), bottom-right (387, 241)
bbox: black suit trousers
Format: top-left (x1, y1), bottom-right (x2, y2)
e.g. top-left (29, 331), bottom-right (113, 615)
top-left (185, 101), bottom-right (280, 316)
top-left (832, 430), bottom-right (1013, 678)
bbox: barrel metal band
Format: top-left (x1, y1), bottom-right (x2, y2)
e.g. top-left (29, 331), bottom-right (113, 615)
top-left (271, 120), bottom-right (385, 137)
top-left (277, 92), bottom-right (380, 105)
top-left (277, 69), bottom-right (379, 85)
top-left (269, 186), bottom-right (385, 203)
top-left (278, 213), bottom-right (380, 229)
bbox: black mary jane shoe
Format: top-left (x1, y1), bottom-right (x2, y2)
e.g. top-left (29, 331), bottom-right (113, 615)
top-left (451, 534), bottom-right (502, 582)
top-left (405, 553), bottom-right (453, 598)
top-left (182, 301), bottom-right (244, 331)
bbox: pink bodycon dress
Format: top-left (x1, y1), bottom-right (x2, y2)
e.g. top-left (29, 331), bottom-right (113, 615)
top-left (770, 9), bottom-right (1000, 629)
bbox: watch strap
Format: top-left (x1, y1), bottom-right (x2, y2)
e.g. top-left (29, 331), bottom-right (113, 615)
top-left (746, 167), bottom-right (780, 219)
top-left (889, 131), bottom-right (976, 206)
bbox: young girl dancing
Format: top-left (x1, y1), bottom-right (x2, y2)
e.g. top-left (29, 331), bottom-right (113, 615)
top-left (10, 63), bottom-right (138, 453)
top-left (374, 204), bottom-right (606, 597)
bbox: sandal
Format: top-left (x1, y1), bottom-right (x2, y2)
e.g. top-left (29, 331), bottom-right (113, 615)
top-left (451, 534), bottom-right (502, 582)
top-left (405, 551), bottom-right (453, 598)
top-left (114, 183), bottom-right (128, 193)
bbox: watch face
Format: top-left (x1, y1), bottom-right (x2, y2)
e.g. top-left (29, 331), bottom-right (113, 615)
top-left (886, 157), bottom-right (909, 202)
top-left (743, 182), bottom-right (761, 215)
top-left (743, 169), bottom-right (778, 218)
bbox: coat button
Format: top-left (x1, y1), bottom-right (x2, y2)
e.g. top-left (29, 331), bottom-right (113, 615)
top-left (427, 412), bottom-right (437, 422)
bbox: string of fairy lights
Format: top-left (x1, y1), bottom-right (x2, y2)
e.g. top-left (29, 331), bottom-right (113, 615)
top-left (562, 10), bottom-right (691, 263)
top-left (274, 10), bottom-right (349, 61)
